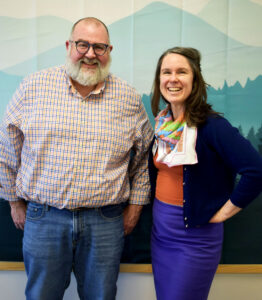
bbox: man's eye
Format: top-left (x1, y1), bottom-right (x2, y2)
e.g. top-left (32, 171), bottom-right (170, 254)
top-left (94, 44), bottom-right (105, 51)
top-left (78, 43), bottom-right (88, 48)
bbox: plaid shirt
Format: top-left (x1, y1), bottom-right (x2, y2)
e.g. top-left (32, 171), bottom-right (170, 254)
top-left (0, 66), bottom-right (153, 209)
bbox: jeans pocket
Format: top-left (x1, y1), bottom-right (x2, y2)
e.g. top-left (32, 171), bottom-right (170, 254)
top-left (26, 202), bottom-right (45, 220)
top-left (99, 204), bottom-right (124, 221)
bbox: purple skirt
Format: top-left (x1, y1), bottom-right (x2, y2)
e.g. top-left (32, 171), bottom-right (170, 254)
top-left (151, 198), bottom-right (223, 300)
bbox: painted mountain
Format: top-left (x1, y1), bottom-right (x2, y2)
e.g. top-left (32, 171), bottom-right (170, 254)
top-left (108, 1), bottom-right (262, 92)
top-left (1, 1), bottom-right (261, 135)
top-left (198, 0), bottom-right (262, 47)
top-left (0, 71), bottom-right (23, 119)
top-left (142, 74), bottom-right (262, 151)
top-left (0, 0), bottom-right (262, 264)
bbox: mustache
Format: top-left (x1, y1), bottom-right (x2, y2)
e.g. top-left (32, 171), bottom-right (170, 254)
top-left (79, 58), bottom-right (100, 66)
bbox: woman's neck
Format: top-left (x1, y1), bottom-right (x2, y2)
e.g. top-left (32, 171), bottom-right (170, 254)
top-left (170, 103), bottom-right (185, 120)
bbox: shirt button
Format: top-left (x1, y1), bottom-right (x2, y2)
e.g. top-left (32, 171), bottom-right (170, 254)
top-left (184, 217), bottom-right (187, 221)
top-left (185, 224), bottom-right (189, 228)
top-left (183, 199), bottom-right (186, 203)
top-left (184, 167), bottom-right (187, 171)
top-left (183, 182), bottom-right (185, 185)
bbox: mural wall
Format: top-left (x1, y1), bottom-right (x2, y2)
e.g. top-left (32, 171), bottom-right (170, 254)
top-left (1, 0), bottom-right (262, 151)
top-left (0, 0), bottom-right (262, 264)
top-left (1, 1), bottom-right (262, 150)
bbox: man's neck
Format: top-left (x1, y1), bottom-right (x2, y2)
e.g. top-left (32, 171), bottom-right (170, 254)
top-left (71, 79), bottom-right (96, 98)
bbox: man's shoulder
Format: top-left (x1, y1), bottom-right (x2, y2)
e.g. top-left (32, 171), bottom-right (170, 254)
top-left (24, 65), bottom-right (66, 84)
top-left (107, 73), bottom-right (140, 96)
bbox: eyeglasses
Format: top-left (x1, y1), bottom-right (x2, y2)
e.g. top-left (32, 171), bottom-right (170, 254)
top-left (69, 40), bottom-right (109, 56)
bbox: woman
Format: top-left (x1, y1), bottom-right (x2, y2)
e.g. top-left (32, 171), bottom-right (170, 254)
top-left (149, 47), bottom-right (262, 300)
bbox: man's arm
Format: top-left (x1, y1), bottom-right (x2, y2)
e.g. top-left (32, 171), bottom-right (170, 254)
top-left (125, 100), bottom-right (154, 235)
top-left (0, 82), bottom-right (25, 229)
top-left (123, 204), bottom-right (143, 235)
top-left (9, 200), bottom-right (27, 230)
top-left (0, 124), bottom-right (25, 229)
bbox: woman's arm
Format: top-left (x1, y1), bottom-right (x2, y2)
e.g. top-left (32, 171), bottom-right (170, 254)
top-left (205, 116), bottom-right (262, 209)
top-left (209, 199), bottom-right (242, 223)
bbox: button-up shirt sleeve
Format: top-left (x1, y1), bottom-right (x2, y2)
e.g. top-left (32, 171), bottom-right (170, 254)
top-left (128, 100), bottom-right (154, 205)
top-left (0, 81), bottom-right (25, 202)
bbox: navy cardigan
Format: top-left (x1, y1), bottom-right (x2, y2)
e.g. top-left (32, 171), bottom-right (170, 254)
top-left (149, 115), bottom-right (262, 228)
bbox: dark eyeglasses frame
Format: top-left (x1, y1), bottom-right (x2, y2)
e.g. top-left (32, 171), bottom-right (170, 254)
top-left (69, 40), bottom-right (109, 56)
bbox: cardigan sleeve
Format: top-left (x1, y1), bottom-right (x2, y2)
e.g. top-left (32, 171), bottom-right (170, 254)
top-left (204, 116), bottom-right (262, 208)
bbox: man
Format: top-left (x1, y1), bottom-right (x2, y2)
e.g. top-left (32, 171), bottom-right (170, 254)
top-left (0, 17), bottom-right (153, 300)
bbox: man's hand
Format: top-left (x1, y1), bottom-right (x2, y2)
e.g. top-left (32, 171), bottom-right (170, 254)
top-left (209, 199), bottom-right (242, 223)
top-left (123, 204), bottom-right (143, 235)
top-left (9, 200), bottom-right (27, 230)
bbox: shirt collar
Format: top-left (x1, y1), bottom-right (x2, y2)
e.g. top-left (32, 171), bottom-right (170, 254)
top-left (67, 75), bottom-right (106, 97)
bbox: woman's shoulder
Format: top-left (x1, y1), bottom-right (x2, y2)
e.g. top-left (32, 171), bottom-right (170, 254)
top-left (198, 114), bottom-right (241, 146)
top-left (199, 114), bottom-right (230, 132)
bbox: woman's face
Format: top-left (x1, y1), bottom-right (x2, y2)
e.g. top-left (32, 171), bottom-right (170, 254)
top-left (160, 53), bottom-right (194, 107)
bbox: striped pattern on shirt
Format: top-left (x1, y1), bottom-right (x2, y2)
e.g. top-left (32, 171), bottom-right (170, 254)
top-left (0, 66), bottom-right (154, 209)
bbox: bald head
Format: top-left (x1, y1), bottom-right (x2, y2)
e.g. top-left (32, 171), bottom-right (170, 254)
top-left (70, 17), bottom-right (110, 43)
top-left (65, 17), bottom-right (112, 89)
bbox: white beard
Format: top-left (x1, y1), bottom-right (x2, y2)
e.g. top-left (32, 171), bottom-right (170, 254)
top-left (65, 53), bottom-right (111, 86)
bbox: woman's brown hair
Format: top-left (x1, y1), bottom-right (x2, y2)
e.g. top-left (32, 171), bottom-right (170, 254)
top-left (151, 47), bottom-right (219, 127)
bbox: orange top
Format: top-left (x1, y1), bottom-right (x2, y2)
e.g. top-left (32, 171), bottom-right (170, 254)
top-left (153, 153), bottom-right (183, 206)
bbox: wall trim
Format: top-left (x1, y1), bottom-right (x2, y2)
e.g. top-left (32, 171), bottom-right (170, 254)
top-left (1, 262), bottom-right (262, 273)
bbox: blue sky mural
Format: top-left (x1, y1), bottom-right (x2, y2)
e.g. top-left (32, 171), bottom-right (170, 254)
top-left (0, 0), bottom-right (261, 140)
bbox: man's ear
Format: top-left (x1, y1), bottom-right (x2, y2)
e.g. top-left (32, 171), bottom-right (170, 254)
top-left (65, 40), bottom-right (70, 50)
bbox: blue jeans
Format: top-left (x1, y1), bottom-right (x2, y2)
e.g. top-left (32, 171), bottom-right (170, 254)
top-left (23, 202), bottom-right (124, 300)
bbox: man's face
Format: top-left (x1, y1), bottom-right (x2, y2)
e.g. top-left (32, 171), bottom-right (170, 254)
top-left (65, 21), bottom-right (113, 86)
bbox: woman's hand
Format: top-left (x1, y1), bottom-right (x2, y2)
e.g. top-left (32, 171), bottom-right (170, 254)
top-left (209, 199), bottom-right (242, 223)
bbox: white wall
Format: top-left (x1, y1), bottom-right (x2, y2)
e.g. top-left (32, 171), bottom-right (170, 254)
top-left (0, 271), bottom-right (262, 300)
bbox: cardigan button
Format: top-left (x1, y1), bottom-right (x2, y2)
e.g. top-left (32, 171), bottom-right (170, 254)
top-left (183, 199), bottom-right (186, 203)
top-left (183, 182), bottom-right (185, 185)
top-left (184, 167), bottom-right (187, 171)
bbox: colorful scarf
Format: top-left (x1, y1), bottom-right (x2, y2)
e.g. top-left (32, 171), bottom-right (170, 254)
top-left (155, 107), bottom-right (185, 152)
top-left (154, 107), bottom-right (198, 167)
